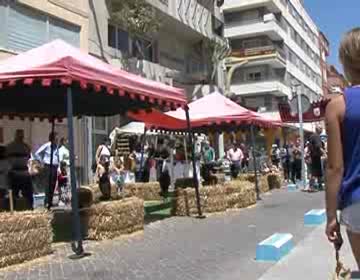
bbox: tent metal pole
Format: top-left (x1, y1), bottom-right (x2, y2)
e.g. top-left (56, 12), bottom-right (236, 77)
top-left (67, 87), bottom-right (86, 259)
top-left (47, 117), bottom-right (55, 210)
top-left (250, 125), bottom-right (261, 201)
top-left (139, 127), bottom-right (147, 182)
top-left (185, 107), bottom-right (205, 219)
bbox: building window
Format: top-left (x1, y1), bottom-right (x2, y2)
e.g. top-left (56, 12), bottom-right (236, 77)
top-left (108, 24), bottom-right (129, 54)
top-left (247, 72), bottom-right (262, 81)
top-left (212, 15), bottom-right (224, 37)
top-left (0, 2), bottom-right (80, 52)
top-left (132, 37), bottom-right (153, 61)
top-left (243, 38), bottom-right (261, 49)
top-left (241, 9), bottom-right (260, 22)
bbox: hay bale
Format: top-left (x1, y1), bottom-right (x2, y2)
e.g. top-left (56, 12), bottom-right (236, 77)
top-left (0, 210), bottom-right (52, 269)
top-left (122, 182), bottom-right (161, 201)
top-left (267, 173), bottom-right (282, 189)
top-left (78, 187), bottom-right (94, 208)
top-left (175, 178), bottom-right (194, 189)
top-left (86, 197), bottom-right (144, 241)
top-left (259, 176), bottom-right (269, 193)
top-left (236, 174), bottom-right (269, 193)
top-left (86, 183), bottom-right (123, 203)
top-left (224, 181), bottom-right (256, 209)
top-left (172, 186), bottom-right (227, 216)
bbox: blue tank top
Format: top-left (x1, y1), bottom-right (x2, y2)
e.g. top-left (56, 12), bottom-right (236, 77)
top-left (339, 87), bottom-right (360, 209)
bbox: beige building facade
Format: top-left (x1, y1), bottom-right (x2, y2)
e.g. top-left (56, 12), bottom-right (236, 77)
top-left (0, 0), bottom-right (89, 183)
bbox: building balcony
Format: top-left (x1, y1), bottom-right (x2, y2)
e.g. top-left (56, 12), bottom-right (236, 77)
top-left (222, 0), bottom-right (285, 14)
top-left (224, 13), bottom-right (286, 41)
top-left (230, 80), bottom-right (291, 97)
top-left (225, 45), bottom-right (286, 68)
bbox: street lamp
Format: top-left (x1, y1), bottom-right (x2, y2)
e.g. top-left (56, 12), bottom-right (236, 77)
top-left (291, 82), bottom-right (306, 189)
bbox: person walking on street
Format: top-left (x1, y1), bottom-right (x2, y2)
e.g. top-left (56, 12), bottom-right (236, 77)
top-left (325, 28), bottom-right (360, 269)
top-left (240, 143), bottom-right (249, 172)
top-left (35, 132), bottom-right (59, 209)
top-left (6, 130), bottom-right (33, 209)
top-left (227, 143), bottom-right (243, 179)
top-left (308, 127), bottom-right (325, 191)
top-left (280, 145), bottom-right (291, 183)
top-left (291, 139), bottom-right (302, 184)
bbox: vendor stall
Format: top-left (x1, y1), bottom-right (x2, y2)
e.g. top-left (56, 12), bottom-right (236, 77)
top-left (0, 39), bottom-right (189, 259)
top-left (130, 92), bottom-right (282, 200)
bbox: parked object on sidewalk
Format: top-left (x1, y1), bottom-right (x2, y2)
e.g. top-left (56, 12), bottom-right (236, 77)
top-left (33, 193), bottom-right (45, 209)
top-left (287, 183), bottom-right (298, 192)
top-left (256, 233), bottom-right (294, 262)
top-left (304, 209), bottom-right (326, 226)
top-left (0, 210), bottom-right (52, 269)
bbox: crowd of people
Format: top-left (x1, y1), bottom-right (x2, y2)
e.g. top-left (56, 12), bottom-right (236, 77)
top-left (274, 126), bottom-right (327, 192)
top-left (0, 130), bottom-right (71, 210)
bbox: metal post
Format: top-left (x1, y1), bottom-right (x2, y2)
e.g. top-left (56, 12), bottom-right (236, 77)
top-left (139, 127), bottom-right (147, 182)
top-left (296, 88), bottom-right (306, 189)
top-left (66, 87), bottom-right (86, 259)
top-left (250, 125), bottom-right (261, 201)
top-left (185, 107), bottom-right (205, 219)
top-left (47, 118), bottom-right (55, 209)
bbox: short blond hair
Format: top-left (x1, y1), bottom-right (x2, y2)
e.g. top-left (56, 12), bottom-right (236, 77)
top-left (339, 27), bottom-right (360, 84)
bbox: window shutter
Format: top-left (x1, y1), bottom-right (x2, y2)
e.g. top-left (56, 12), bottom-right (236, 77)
top-left (0, 4), bottom-right (6, 49)
top-left (49, 17), bottom-right (80, 47)
top-left (7, 4), bottom-right (47, 52)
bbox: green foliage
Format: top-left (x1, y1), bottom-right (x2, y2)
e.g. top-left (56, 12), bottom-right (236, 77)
top-left (110, 0), bottom-right (161, 37)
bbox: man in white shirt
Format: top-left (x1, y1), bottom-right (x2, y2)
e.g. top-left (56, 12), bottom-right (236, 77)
top-left (227, 142), bottom-right (244, 178)
top-left (35, 132), bottom-right (59, 209)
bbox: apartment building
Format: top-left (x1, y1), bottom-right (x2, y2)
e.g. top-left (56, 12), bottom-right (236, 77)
top-left (327, 65), bottom-right (347, 95)
top-left (223, 0), bottom-right (323, 122)
top-left (319, 31), bottom-right (330, 96)
top-left (0, 0), bottom-right (89, 182)
top-left (87, 0), bottom-right (229, 175)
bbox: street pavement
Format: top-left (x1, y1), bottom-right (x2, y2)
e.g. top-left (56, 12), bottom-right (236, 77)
top-left (0, 188), bottom-right (348, 280)
top-left (258, 224), bottom-right (357, 280)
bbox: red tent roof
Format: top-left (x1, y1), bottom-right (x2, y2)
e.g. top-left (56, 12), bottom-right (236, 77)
top-left (167, 92), bottom-right (281, 128)
top-left (130, 92), bottom-right (281, 130)
top-left (128, 109), bottom-right (187, 131)
top-left (0, 40), bottom-right (186, 117)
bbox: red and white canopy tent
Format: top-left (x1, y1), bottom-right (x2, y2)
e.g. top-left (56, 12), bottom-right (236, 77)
top-left (129, 92), bottom-right (282, 201)
top-left (0, 40), bottom-right (190, 256)
top-left (130, 92), bottom-right (281, 132)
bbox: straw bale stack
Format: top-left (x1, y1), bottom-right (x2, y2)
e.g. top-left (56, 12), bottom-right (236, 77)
top-left (259, 175), bottom-right (269, 193)
top-left (86, 197), bottom-right (144, 241)
top-left (236, 174), bottom-right (269, 193)
top-left (0, 210), bottom-right (52, 268)
top-left (123, 182), bottom-right (161, 201)
top-left (141, 182), bottom-right (161, 200)
top-left (224, 181), bottom-right (256, 209)
top-left (174, 178), bottom-right (194, 189)
top-left (267, 173), bottom-right (282, 190)
top-left (172, 186), bottom-right (227, 216)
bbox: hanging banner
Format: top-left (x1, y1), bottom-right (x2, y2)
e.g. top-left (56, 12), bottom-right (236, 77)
top-left (278, 99), bottom-right (330, 123)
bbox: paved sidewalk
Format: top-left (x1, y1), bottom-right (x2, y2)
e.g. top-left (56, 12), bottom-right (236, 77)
top-left (259, 224), bottom-right (358, 280)
top-left (0, 189), bottom-right (326, 280)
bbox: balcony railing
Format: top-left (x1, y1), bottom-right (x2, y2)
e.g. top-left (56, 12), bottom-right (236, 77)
top-left (231, 45), bottom-right (286, 60)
